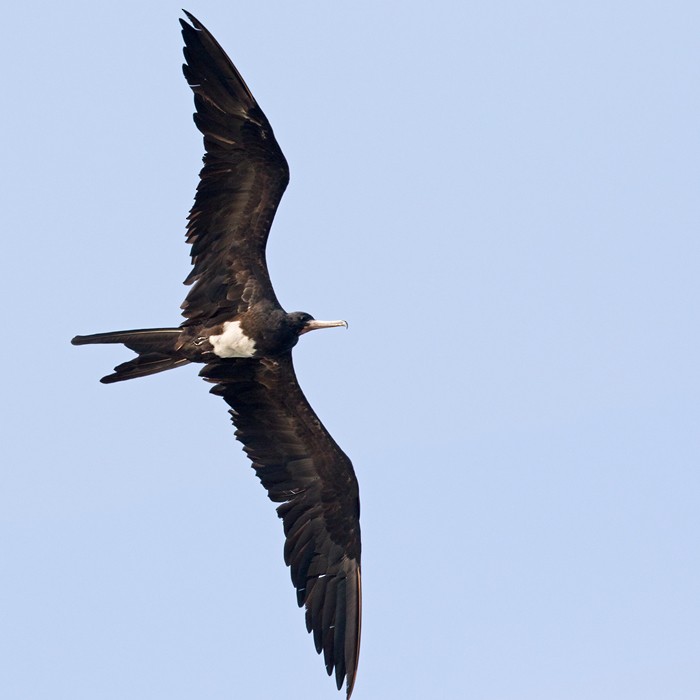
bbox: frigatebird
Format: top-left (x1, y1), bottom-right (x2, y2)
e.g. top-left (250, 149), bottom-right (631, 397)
top-left (72, 11), bottom-right (361, 697)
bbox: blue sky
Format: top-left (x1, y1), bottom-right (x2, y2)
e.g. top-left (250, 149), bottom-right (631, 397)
top-left (2, 2), bottom-right (699, 698)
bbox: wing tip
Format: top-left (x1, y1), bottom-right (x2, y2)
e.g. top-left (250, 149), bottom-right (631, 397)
top-left (344, 565), bottom-right (362, 698)
top-left (181, 9), bottom-right (199, 28)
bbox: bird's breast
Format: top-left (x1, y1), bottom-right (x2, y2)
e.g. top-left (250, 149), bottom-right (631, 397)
top-left (208, 320), bottom-right (257, 358)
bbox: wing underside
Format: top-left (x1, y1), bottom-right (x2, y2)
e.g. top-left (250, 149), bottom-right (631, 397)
top-left (201, 353), bottom-right (362, 696)
top-left (180, 13), bottom-right (290, 324)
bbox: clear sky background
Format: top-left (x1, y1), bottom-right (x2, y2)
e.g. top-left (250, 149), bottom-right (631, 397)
top-left (2, 2), bottom-right (699, 698)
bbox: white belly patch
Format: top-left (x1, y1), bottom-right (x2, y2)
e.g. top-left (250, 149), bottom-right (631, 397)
top-left (208, 321), bottom-right (257, 358)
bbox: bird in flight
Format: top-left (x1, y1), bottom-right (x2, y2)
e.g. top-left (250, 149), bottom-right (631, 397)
top-left (72, 11), bottom-right (361, 697)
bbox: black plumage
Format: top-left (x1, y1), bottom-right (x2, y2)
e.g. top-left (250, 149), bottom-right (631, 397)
top-left (72, 11), bottom-right (361, 697)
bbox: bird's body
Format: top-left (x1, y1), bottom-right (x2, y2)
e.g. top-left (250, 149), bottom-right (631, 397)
top-left (72, 11), bottom-right (361, 697)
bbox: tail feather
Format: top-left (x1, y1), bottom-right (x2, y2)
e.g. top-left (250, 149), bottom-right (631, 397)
top-left (72, 328), bottom-right (191, 383)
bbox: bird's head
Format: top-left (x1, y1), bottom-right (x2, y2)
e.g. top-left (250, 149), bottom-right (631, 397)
top-left (287, 312), bottom-right (348, 336)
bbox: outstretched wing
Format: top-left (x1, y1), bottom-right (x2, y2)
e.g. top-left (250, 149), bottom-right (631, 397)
top-left (201, 354), bottom-right (362, 697)
top-left (180, 12), bottom-right (290, 324)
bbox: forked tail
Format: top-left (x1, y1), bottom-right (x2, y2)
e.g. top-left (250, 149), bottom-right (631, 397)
top-left (71, 328), bottom-right (190, 383)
